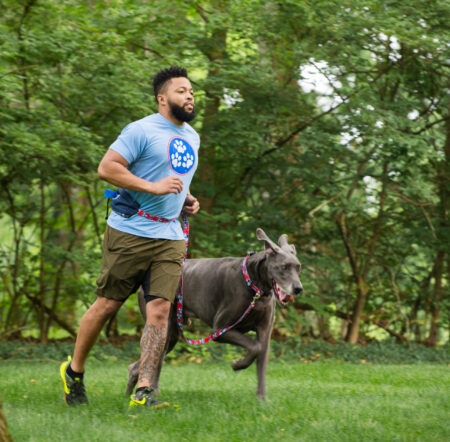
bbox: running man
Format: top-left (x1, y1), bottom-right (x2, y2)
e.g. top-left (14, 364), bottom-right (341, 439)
top-left (60, 66), bottom-right (200, 408)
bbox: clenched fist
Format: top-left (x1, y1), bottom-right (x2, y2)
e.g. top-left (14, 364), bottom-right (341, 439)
top-left (183, 193), bottom-right (200, 216)
top-left (150, 176), bottom-right (184, 195)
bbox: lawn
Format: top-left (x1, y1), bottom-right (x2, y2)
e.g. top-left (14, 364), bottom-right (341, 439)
top-left (1, 359), bottom-right (448, 441)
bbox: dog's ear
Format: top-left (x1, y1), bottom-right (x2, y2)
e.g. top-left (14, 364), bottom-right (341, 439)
top-left (278, 234), bottom-right (288, 247)
top-left (279, 234), bottom-right (297, 255)
top-left (256, 228), bottom-right (280, 253)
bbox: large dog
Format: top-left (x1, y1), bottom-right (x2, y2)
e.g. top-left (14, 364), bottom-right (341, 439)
top-left (126, 228), bottom-right (303, 398)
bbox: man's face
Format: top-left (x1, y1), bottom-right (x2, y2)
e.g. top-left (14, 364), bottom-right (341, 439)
top-left (159, 77), bottom-right (195, 122)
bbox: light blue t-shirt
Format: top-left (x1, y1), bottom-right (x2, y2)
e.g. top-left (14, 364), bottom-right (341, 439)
top-left (107, 113), bottom-right (200, 240)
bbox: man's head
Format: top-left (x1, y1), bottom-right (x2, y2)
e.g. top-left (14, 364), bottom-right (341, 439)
top-left (153, 66), bottom-right (195, 123)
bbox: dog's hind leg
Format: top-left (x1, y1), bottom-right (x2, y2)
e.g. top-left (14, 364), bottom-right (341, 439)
top-left (216, 330), bottom-right (261, 370)
top-left (125, 358), bottom-right (164, 396)
top-left (125, 358), bottom-right (163, 396)
top-left (126, 360), bottom-right (140, 396)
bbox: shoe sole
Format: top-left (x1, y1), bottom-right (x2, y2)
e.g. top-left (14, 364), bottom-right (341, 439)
top-left (129, 400), bottom-right (170, 409)
top-left (60, 359), bottom-right (70, 405)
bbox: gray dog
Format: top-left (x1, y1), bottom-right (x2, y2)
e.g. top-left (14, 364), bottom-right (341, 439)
top-left (126, 228), bottom-right (303, 398)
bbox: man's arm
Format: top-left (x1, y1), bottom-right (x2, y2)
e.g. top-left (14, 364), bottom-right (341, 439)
top-left (98, 149), bottom-right (183, 196)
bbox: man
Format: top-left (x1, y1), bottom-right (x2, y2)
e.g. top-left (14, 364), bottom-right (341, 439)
top-left (60, 66), bottom-right (200, 408)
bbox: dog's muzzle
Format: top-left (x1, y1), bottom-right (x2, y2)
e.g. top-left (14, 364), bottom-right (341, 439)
top-left (272, 280), bottom-right (294, 306)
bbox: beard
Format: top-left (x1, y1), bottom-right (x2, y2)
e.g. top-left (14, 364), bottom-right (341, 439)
top-left (168, 100), bottom-right (196, 122)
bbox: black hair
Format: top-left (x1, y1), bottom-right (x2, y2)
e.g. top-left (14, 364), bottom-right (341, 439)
top-left (153, 66), bottom-right (188, 102)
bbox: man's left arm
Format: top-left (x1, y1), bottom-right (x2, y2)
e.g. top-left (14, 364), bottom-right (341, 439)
top-left (183, 191), bottom-right (200, 216)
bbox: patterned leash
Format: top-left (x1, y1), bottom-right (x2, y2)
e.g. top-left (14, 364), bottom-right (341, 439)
top-left (175, 216), bottom-right (263, 345)
top-left (132, 200), bottom-right (264, 345)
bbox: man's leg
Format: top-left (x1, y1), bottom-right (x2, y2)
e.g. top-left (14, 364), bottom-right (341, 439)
top-left (137, 297), bottom-right (171, 388)
top-left (129, 238), bottom-right (185, 408)
top-left (71, 297), bottom-right (123, 372)
top-left (129, 297), bottom-right (171, 408)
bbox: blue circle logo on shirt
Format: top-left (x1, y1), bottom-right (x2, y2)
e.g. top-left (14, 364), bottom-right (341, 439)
top-left (168, 137), bottom-right (196, 175)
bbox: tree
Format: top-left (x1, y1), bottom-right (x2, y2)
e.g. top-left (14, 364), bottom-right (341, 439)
top-left (0, 397), bottom-right (13, 442)
top-left (0, 0), bottom-right (448, 345)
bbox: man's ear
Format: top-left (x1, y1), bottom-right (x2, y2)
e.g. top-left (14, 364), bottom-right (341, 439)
top-left (157, 94), bottom-right (166, 106)
top-left (256, 228), bottom-right (280, 253)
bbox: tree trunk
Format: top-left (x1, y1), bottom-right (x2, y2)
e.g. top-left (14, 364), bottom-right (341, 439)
top-left (39, 180), bottom-right (47, 344)
top-left (346, 278), bottom-right (369, 344)
top-left (317, 313), bottom-right (335, 343)
top-left (425, 250), bottom-right (445, 346)
top-left (0, 398), bottom-right (13, 442)
top-left (335, 212), bottom-right (369, 343)
top-left (425, 106), bottom-right (449, 346)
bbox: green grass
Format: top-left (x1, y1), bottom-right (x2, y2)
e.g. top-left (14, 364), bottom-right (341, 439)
top-left (1, 360), bottom-right (448, 442)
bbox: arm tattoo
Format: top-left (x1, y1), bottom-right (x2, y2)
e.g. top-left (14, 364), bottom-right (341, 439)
top-left (138, 324), bottom-right (168, 388)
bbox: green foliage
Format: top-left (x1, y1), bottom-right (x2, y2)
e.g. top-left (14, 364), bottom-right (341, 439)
top-left (0, 0), bottom-right (448, 344)
top-left (1, 339), bottom-right (447, 366)
top-left (271, 338), bottom-right (450, 365)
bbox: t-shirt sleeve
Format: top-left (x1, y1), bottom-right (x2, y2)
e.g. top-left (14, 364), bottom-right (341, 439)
top-left (109, 122), bottom-right (147, 164)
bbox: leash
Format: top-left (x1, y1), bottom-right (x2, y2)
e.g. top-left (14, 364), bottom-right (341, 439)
top-left (137, 208), bottom-right (264, 345)
top-left (103, 189), bottom-right (264, 346)
top-left (176, 241), bottom-right (264, 345)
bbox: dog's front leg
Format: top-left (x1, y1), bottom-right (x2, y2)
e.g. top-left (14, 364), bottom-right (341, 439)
top-left (255, 308), bottom-right (275, 399)
top-left (216, 330), bottom-right (261, 371)
top-left (255, 326), bottom-right (274, 398)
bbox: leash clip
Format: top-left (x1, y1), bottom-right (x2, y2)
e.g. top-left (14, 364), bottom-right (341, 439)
top-left (251, 293), bottom-right (261, 305)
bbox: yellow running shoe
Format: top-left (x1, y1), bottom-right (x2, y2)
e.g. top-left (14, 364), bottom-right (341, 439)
top-left (129, 387), bottom-right (169, 408)
top-left (60, 356), bottom-right (88, 406)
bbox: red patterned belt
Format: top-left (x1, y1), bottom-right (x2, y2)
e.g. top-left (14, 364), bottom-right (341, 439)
top-left (136, 209), bottom-right (177, 223)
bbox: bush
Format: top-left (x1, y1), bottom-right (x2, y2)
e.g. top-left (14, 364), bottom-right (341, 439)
top-left (0, 337), bottom-right (448, 365)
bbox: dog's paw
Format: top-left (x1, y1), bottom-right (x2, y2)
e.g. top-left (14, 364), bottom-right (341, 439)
top-left (232, 358), bottom-right (248, 371)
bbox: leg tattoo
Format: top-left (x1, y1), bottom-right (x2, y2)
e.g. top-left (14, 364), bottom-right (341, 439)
top-left (138, 324), bottom-right (168, 388)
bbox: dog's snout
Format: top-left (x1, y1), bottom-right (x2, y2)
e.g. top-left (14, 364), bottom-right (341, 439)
top-left (293, 285), bottom-right (303, 295)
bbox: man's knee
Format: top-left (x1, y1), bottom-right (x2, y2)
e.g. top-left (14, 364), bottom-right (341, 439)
top-left (91, 297), bottom-right (122, 319)
top-left (146, 298), bottom-right (171, 326)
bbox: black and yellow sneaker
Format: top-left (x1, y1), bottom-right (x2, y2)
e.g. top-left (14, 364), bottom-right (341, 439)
top-left (129, 387), bottom-right (169, 409)
top-left (60, 356), bottom-right (88, 406)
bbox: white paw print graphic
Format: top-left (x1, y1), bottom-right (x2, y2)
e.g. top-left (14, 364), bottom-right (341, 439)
top-left (184, 153), bottom-right (194, 169)
top-left (171, 152), bottom-right (194, 169)
top-left (171, 152), bottom-right (182, 168)
top-left (174, 139), bottom-right (186, 154)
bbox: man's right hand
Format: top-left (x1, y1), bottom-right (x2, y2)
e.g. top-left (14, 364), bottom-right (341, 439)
top-left (150, 176), bottom-right (183, 195)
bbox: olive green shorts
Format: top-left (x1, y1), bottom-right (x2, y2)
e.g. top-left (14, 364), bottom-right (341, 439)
top-left (95, 225), bottom-right (186, 303)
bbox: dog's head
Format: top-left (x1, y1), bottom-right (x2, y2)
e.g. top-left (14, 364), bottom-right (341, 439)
top-left (256, 228), bottom-right (303, 306)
